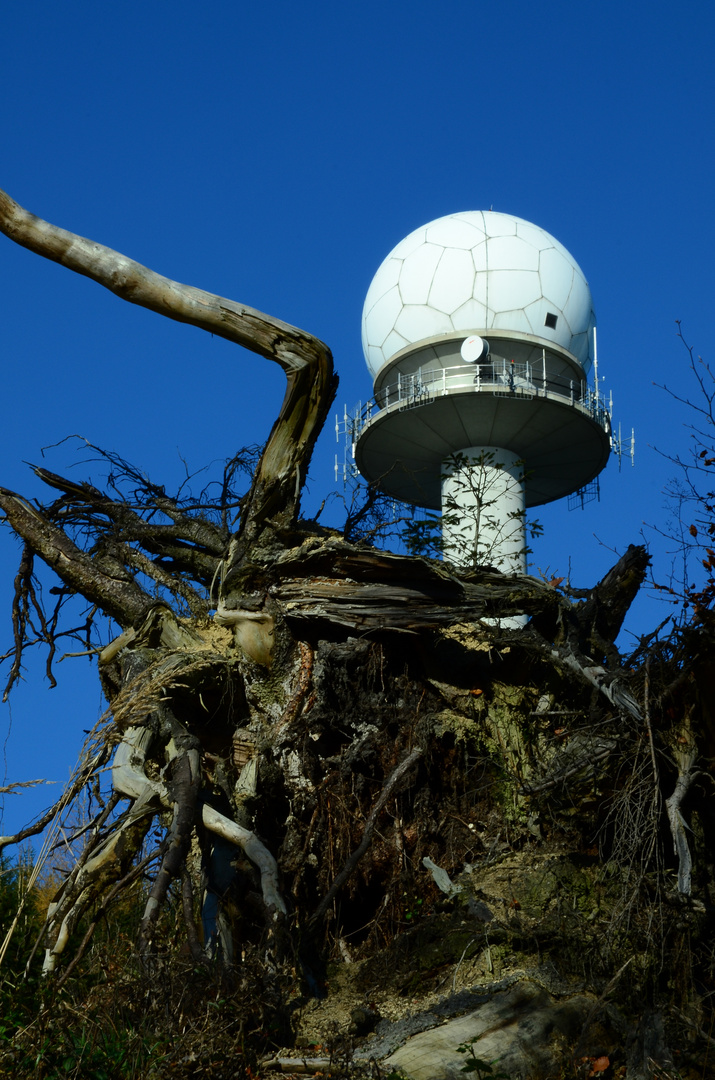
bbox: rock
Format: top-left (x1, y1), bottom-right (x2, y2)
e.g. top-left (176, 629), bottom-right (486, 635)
top-left (385, 980), bottom-right (615, 1080)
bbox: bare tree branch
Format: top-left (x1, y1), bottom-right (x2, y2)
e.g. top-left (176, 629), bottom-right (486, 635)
top-left (0, 487), bottom-right (150, 628)
top-left (0, 187), bottom-right (336, 543)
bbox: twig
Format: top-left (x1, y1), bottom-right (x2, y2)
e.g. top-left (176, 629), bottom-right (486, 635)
top-left (574, 956), bottom-right (634, 1059)
top-left (671, 1005), bottom-right (715, 1049)
top-left (643, 659), bottom-right (659, 792)
top-left (0, 778), bottom-right (49, 794)
top-left (260, 1059), bottom-right (335, 1074)
top-left (452, 936), bottom-right (477, 991)
top-left (0, 747), bottom-right (109, 854)
top-left (308, 747), bottom-right (422, 929)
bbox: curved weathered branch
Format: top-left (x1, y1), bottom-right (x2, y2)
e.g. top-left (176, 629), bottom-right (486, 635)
top-left (113, 725), bottom-right (286, 919)
top-left (0, 187), bottom-right (336, 540)
top-left (0, 487), bottom-right (150, 628)
top-left (137, 741), bottom-right (202, 955)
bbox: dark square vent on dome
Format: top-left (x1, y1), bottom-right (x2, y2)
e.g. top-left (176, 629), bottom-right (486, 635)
top-left (544, 312), bottom-right (558, 329)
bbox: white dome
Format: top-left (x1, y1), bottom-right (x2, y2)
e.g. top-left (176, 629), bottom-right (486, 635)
top-left (361, 211), bottom-right (595, 379)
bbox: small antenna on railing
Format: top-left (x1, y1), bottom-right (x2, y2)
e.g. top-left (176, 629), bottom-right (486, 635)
top-left (611, 423), bottom-right (636, 471)
top-left (593, 326), bottom-right (599, 410)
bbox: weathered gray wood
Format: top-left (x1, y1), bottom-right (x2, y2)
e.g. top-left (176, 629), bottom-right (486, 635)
top-left (0, 187), bottom-right (336, 541)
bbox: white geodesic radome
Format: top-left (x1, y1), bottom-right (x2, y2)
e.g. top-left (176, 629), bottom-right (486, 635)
top-left (361, 211), bottom-right (596, 382)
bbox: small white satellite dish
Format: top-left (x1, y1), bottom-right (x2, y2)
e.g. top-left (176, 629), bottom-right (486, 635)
top-left (460, 335), bottom-right (488, 364)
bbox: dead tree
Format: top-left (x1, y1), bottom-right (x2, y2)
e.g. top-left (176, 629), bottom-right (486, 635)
top-left (1, 187), bottom-right (708, 1072)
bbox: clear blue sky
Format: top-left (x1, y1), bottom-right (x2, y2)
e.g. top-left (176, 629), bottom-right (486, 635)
top-left (1, 0), bottom-right (714, 836)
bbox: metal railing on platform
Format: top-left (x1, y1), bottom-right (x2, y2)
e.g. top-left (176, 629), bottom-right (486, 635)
top-left (345, 360), bottom-right (611, 442)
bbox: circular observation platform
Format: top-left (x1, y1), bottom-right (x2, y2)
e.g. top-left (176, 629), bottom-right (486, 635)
top-left (354, 350), bottom-right (611, 510)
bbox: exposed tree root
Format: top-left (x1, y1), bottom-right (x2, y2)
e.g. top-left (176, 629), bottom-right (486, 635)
top-left (1, 189), bottom-right (714, 1079)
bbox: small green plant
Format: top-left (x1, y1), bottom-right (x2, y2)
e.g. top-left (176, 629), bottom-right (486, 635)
top-left (402, 510), bottom-right (444, 559)
top-left (439, 450), bottom-right (540, 573)
top-left (403, 893), bottom-right (424, 921)
top-left (456, 1036), bottom-right (511, 1079)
